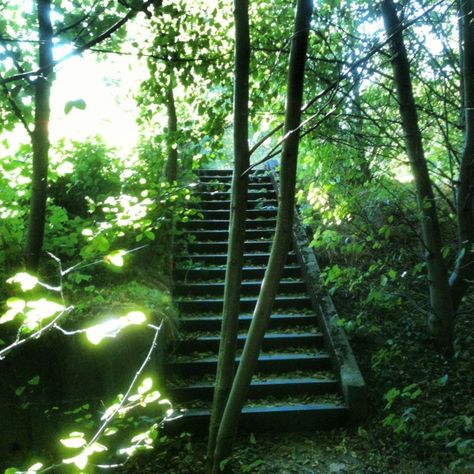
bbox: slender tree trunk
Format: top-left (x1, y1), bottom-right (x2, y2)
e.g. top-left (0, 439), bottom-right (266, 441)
top-left (26, 0), bottom-right (53, 270)
top-left (351, 67), bottom-right (370, 181)
top-left (206, 0), bottom-right (250, 469)
top-left (211, 1), bottom-right (313, 472)
top-left (382, 0), bottom-right (454, 351)
top-left (449, 0), bottom-right (474, 310)
top-left (165, 67), bottom-right (178, 183)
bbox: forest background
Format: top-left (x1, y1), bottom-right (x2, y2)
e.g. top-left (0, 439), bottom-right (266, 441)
top-left (0, 0), bottom-right (473, 473)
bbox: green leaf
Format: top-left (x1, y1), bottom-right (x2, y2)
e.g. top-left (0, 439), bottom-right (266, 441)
top-left (6, 273), bottom-right (38, 291)
top-left (94, 235), bottom-right (110, 252)
top-left (26, 462), bottom-right (43, 473)
top-left (63, 452), bottom-right (88, 469)
top-left (28, 376), bottom-right (40, 386)
top-left (64, 99), bottom-right (87, 115)
top-left (85, 311), bottom-right (146, 345)
top-left (144, 230), bottom-right (155, 241)
top-left (104, 250), bottom-right (126, 267)
top-left (138, 377), bottom-right (153, 395)
top-left (15, 386), bottom-right (26, 397)
top-left (60, 434), bottom-right (86, 448)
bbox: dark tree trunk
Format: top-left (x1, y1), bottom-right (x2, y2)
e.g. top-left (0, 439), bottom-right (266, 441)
top-left (449, 0), bottom-right (474, 310)
top-left (165, 68), bottom-right (178, 183)
top-left (382, 0), bottom-right (455, 351)
top-left (26, 0), bottom-right (53, 270)
top-left (206, 0), bottom-right (250, 469)
top-left (210, 1), bottom-right (313, 471)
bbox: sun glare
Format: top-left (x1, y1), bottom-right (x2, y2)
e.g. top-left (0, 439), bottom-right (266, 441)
top-left (50, 51), bottom-right (145, 153)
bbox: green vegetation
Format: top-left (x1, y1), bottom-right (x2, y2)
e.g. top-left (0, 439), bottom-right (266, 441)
top-left (0, 0), bottom-right (473, 473)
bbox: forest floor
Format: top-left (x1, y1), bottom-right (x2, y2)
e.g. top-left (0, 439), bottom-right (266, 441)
top-left (117, 427), bottom-right (456, 474)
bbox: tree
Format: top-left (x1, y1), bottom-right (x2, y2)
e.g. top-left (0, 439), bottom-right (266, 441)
top-left (381, 0), bottom-right (474, 352)
top-left (25, 0), bottom-right (54, 270)
top-left (206, 0), bottom-right (250, 469)
top-left (0, 0), bottom-right (157, 270)
top-left (138, 0), bottom-right (233, 179)
top-left (211, 1), bottom-right (313, 471)
top-left (381, 0), bottom-right (455, 351)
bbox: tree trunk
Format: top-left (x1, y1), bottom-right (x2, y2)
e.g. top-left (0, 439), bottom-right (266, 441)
top-left (381, 0), bottom-right (455, 351)
top-left (211, 1), bottom-right (313, 471)
top-left (26, 0), bottom-right (53, 270)
top-left (449, 0), bottom-right (474, 310)
top-left (206, 0), bottom-right (250, 469)
top-left (165, 67), bottom-right (178, 183)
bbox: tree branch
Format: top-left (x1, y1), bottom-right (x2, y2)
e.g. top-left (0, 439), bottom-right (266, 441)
top-left (0, 0), bottom-right (160, 85)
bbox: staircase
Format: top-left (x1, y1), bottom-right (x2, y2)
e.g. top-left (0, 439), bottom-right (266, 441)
top-left (165, 169), bottom-right (351, 433)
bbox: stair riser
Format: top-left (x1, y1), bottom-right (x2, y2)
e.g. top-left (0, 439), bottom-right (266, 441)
top-left (195, 169), bottom-right (268, 177)
top-left (173, 281), bottom-right (306, 297)
top-left (187, 241), bottom-right (275, 253)
top-left (199, 176), bottom-right (271, 184)
top-left (173, 265), bottom-right (302, 281)
top-left (180, 315), bottom-right (319, 331)
top-left (170, 380), bottom-right (339, 402)
top-left (198, 183), bottom-right (275, 192)
top-left (198, 200), bottom-right (278, 210)
top-left (175, 253), bottom-right (297, 266)
top-left (181, 219), bottom-right (277, 230)
top-left (174, 334), bottom-right (323, 353)
top-left (164, 406), bottom-right (348, 434)
top-left (167, 356), bottom-right (331, 376)
top-left (195, 191), bottom-right (276, 201)
top-left (177, 297), bottom-right (311, 313)
top-left (200, 209), bottom-right (277, 219)
top-left (185, 229), bottom-right (275, 242)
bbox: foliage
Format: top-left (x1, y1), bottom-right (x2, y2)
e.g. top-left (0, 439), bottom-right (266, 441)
top-left (0, 253), bottom-right (178, 472)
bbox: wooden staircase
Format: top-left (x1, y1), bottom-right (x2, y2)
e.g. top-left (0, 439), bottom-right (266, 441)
top-left (164, 169), bottom-right (352, 433)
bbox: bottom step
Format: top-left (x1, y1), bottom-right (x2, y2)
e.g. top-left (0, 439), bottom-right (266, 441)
top-left (164, 404), bottom-right (348, 434)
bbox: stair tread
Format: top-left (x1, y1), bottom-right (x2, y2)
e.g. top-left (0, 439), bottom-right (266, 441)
top-left (182, 332), bottom-right (320, 341)
top-left (171, 353), bottom-right (329, 363)
top-left (173, 377), bottom-right (337, 389)
top-left (175, 251), bottom-right (296, 258)
top-left (181, 313), bottom-right (314, 320)
top-left (175, 403), bottom-right (347, 417)
top-left (176, 295), bottom-right (310, 302)
top-left (174, 279), bottom-right (303, 287)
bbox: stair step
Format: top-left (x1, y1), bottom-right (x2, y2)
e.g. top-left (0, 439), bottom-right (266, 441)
top-left (182, 219), bottom-right (277, 230)
top-left (173, 265), bottom-right (302, 282)
top-left (167, 353), bottom-right (332, 376)
top-left (164, 404), bottom-right (348, 433)
top-left (198, 182), bottom-right (275, 192)
top-left (187, 240), bottom-right (275, 253)
top-left (200, 208), bottom-right (277, 219)
top-left (180, 313), bottom-right (318, 331)
top-left (175, 252), bottom-right (298, 266)
top-left (195, 169), bottom-right (268, 177)
top-left (175, 333), bottom-right (323, 353)
top-left (199, 175), bottom-right (271, 183)
top-left (189, 229), bottom-right (275, 242)
top-left (195, 169), bottom-right (233, 176)
top-left (176, 295), bottom-right (311, 312)
top-left (198, 199), bottom-right (278, 210)
top-left (195, 191), bottom-right (276, 200)
top-left (170, 378), bottom-right (339, 402)
top-left (173, 280), bottom-right (306, 297)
